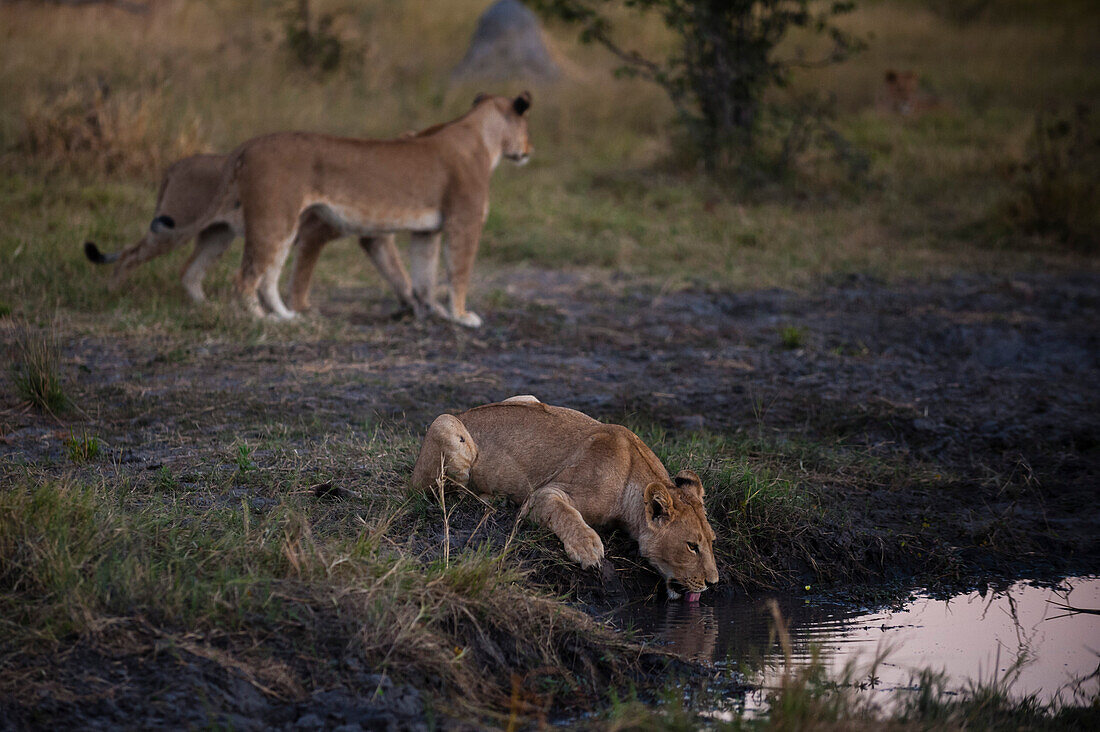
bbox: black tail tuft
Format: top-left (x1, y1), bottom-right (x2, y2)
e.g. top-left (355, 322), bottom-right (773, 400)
top-left (150, 215), bottom-right (176, 233)
top-left (84, 241), bottom-right (116, 264)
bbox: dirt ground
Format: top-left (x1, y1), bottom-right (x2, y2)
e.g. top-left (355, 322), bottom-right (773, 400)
top-left (2, 267), bottom-right (1099, 728)
top-left (5, 266), bottom-right (1099, 578)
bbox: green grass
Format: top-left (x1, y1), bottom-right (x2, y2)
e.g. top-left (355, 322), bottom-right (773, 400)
top-left (620, 421), bottom-right (966, 589)
top-left (623, 424), bottom-right (823, 586)
top-left (0, 479), bottom-right (650, 717)
top-left (778, 325), bottom-right (806, 350)
top-left (64, 428), bottom-right (100, 464)
top-left (234, 442), bottom-right (257, 472)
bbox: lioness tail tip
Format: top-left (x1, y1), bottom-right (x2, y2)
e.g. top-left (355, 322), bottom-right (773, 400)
top-left (150, 215), bottom-right (176, 233)
top-left (84, 241), bottom-right (117, 264)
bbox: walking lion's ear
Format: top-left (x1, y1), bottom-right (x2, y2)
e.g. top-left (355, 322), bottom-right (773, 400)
top-left (513, 91), bottom-right (532, 116)
top-left (473, 92), bottom-right (491, 107)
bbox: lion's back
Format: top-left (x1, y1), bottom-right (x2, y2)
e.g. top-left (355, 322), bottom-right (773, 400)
top-left (157, 154), bottom-right (230, 227)
top-left (459, 400), bottom-right (608, 498)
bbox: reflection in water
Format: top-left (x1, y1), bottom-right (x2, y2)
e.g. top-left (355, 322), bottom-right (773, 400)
top-left (611, 577), bottom-right (1100, 715)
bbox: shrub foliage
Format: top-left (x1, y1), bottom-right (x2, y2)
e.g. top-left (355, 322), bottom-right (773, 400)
top-left (1003, 105), bottom-right (1100, 251)
top-left (528, 0), bottom-right (865, 171)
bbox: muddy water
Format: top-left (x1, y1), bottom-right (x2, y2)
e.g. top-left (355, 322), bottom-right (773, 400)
top-left (612, 577), bottom-right (1100, 714)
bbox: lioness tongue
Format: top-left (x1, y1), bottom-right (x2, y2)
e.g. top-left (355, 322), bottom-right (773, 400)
top-left (685, 591), bottom-right (701, 603)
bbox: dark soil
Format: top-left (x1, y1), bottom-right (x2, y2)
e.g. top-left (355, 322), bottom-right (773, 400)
top-left (0, 627), bottom-right (430, 732)
top-left (2, 267), bottom-right (1098, 727)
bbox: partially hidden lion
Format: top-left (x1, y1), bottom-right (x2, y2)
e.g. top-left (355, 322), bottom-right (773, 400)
top-left (411, 396), bottom-right (720, 601)
top-left (878, 70), bottom-right (945, 116)
top-left (84, 144), bottom-right (440, 314)
top-left (88, 92), bottom-right (532, 326)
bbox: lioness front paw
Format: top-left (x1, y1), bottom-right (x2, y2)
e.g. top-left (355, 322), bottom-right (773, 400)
top-left (563, 529), bottom-right (604, 569)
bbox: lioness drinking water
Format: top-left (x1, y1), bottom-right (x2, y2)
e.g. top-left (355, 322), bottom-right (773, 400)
top-left (412, 396), bottom-right (720, 601)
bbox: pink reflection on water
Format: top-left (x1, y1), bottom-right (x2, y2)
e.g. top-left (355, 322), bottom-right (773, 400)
top-left (615, 577), bottom-right (1100, 715)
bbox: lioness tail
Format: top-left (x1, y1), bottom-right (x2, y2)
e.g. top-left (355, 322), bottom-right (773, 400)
top-left (83, 241), bottom-right (119, 265)
top-left (82, 215), bottom-right (177, 268)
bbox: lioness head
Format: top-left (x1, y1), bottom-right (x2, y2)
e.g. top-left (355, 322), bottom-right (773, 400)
top-left (473, 91), bottom-right (533, 165)
top-left (637, 469), bottom-right (719, 602)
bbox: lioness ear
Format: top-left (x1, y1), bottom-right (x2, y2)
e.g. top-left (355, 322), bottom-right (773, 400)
top-left (473, 92), bottom-right (490, 107)
top-left (673, 469), bottom-right (704, 500)
top-left (644, 482), bottom-right (675, 526)
top-left (513, 91), bottom-right (531, 116)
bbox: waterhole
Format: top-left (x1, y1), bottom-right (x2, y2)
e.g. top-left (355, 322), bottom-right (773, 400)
top-left (611, 577), bottom-right (1099, 715)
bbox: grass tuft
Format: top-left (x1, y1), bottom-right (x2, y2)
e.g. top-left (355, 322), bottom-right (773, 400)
top-left (235, 443), bottom-right (257, 472)
top-left (627, 425), bottom-right (823, 588)
top-left (65, 428), bottom-right (101, 464)
top-left (9, 319), bottom-right (68, 414)
top-left (778, 325), bottom-right (806, 350)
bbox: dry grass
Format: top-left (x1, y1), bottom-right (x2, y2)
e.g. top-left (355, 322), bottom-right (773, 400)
top-left (0, 478), bottom-right (656, 718)
top-left (7, 318), bottom-right (68, 414)
top-left (17, 83), bottom-right (207, 178)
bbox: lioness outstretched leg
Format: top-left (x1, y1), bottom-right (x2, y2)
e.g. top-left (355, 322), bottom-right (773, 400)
top-left (289, 231), bottom-right (413, 314)
top-left (411, 414), bottom-right (479, 492)
top-left (180, 224), bottom-right (234, 303)
top-left (524, 484), bottom-right (605, 569)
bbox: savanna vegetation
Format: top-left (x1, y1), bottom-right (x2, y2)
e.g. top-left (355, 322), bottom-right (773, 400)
top-left (1, 0), bottom-right (1098, 727)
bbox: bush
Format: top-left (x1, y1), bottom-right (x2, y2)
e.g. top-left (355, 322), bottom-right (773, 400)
top-left (282, 0), bottom-right (358, 74)
top-left (922, 0), bottom-right (992, 26)
top-left (1002, 105), bottom-right (1100, 251)
top-left (529, 0), bottom-right (865, 173)
top-left (17, 82), bottom-right (205, 178)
